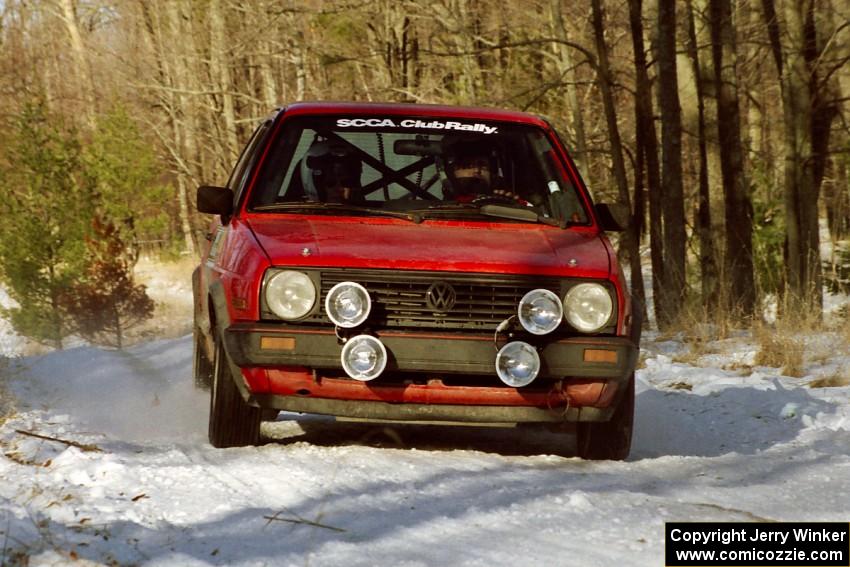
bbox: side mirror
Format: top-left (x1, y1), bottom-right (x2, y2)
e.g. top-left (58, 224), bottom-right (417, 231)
top-left (197, 185), bottom-right (234, 216)
top-left (595, 203), bottom-right (629, 232)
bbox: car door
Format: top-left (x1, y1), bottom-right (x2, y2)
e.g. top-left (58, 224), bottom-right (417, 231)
top-left (199, 121), bottom-right (273, 336)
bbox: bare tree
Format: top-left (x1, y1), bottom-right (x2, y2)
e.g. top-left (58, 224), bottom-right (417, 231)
top-left (628, 0), bottom-right (664, 324)
top-left (761, 0), bottom-right (831, 310)
top-left (655, 0), bottom-right (687, 326)
top-left (550, 0), bottom-right (589, 175)
top-left (136, 0), bottom-right (197, 255)
top-left (209, 0), bottom-right (240, 161)
top-left (685, 0), bottom-right (720, 309)
top-left (53, 0), bottom-right (97, 129)
top-left (710, 0), bottom-right (756, 316)
top-left (590, 0), bottom-right (646, 313)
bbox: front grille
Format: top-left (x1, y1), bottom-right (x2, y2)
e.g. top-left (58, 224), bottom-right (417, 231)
top-left (311, 269), bottom-right (562, 330)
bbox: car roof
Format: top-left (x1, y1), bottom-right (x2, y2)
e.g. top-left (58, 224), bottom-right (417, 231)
top-left (281, 101), bottom-right (550, 127)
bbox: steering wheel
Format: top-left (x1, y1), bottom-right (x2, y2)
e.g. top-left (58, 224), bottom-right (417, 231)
top-left (471, 193), bottom-right (522, 206)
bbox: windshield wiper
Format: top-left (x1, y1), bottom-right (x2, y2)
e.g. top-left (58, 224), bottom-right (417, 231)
top-left (479, 204), bottom-right (561, 227)
top-left (412, 202), bottom-right (562, 227)
top-left (252, 202), bottom-right (423, 223)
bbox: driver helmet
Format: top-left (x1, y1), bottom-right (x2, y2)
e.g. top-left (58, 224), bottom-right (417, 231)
top-left (441, 134), bottom-right (502, 198)
top-left (300, 138), bottom-right (363, 203)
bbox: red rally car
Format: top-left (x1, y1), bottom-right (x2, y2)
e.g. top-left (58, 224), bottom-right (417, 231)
top-left (193, 102), bottom-right (640, 459)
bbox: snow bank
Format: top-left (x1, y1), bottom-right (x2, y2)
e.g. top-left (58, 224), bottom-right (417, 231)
top-left (8, 336), bottom-right (207, 443)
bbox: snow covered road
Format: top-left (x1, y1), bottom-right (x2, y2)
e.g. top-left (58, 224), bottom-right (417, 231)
top-left (1, 335), bottom-right (848, 566)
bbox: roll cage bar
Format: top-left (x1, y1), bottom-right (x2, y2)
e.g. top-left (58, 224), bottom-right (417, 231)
top-left (317, 129), bottom-right (440, 201)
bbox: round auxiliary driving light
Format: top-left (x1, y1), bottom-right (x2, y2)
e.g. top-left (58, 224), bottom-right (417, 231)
top-left (518, 289), bottom-right (563, 335)
top-left (341, 335), bottom-right (387, 381)
top-left (265, 270), bottom-right (316, 320)
top-left (564, 283), bottom-right (613, 333)
top-left (325, 282), bottom-right (371, 328)
top-left (495, 341), bottom-right (541, 387)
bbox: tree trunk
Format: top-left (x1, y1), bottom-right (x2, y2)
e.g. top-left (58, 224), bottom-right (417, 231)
top-left (762, 0), bottom-right (820, 311)
top-left (551, 0), bottom-right (589, 177)
top-left (627, 0), bottom-right (663, 327)
top-left (48, 264), bottom-right (64, 350)
top-left (113, 297), bottom-right (123, 350)
top-left (826, 140), bottom-right (849, 240)
top-left (293, 33), bottom-right (307, 101)
top-left (165, 0), bottom-right (205, 250)
top-left (138, 0), bottom-right (196, 256)
top-left (55, 0), bottom-right (96, 129)
top-left (259, 48), bottom-right (278, 109)
top-left (591, 0), bottom-right (646, 316)
top-left (458, 0), bottom-right (482, 102)
top-left (710, 0), bottom-right (756, 317)
top-left (655, 0), bottom-right (687, 327)
top-left (685, 0), bottom-right (719, 310)
top-left (172, 1), bottom-right (203, 183)
top-left (209, 0), bottom-right (240, 161)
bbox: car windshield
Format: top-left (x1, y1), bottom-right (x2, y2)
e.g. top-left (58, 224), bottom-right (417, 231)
top-left (248, 116), bottom-right (589, 225)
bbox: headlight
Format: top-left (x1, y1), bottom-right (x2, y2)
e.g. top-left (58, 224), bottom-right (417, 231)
top-left (517, 289), bottom-right (563, 335)
top-left (563, 283), bottom-right (613, 333)
top-left (265, 270), bottom-right (316, 320)
top-left (325, 282), bottom-right (371, 328)
top-left (341, 335), bottom-right (387, 381)
top-left (495, 341), bottom-right (540, 387)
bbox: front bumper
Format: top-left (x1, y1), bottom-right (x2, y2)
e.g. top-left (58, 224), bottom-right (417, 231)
top-left (223, 323), bottom-right (638, 423)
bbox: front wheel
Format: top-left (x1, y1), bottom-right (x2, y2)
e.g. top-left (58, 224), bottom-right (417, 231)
top-left (575, 374), bottom-right (634, 460)
top-left (208, 336), bottom-right (261, 448)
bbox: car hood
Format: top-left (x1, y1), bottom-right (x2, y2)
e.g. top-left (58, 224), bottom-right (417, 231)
top-left (246, 215), bottom-right (610, 278)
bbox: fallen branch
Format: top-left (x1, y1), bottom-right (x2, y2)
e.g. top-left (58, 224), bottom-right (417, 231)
top-left (262, 512), bottom-right (346, 533)
top-left (14, 429), bottom-right (102, 453)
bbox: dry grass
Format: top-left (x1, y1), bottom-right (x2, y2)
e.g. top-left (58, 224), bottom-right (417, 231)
top-left (135, 254), bottom-right (197, 283)
top-left (722, 361), bottom-right (755, 375)
top-left (656, 289), bottom-right (841, 379)
top-left (129, 255), bottom-right (197, 343)
top-left (671, 351), bottom-right (700, 365)
top-left (657, 299), bottom-right (740, 358)
top-left (809, 371), bottom-right (850, 388)
top-left (753, 324), bottom-right (805, 377)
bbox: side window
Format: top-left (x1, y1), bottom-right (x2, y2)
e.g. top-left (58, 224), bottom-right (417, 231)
top-left (226, 122), bottom-right (272, 199)
top-left (207, 226), bottom-right (226, 263)
top-left (277, 128), bottom-right (317, 200)
top-left (529, 130), bottom-right (588, 224)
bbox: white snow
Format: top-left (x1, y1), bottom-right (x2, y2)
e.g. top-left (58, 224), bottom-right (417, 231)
top-left (0, 287), bottom-right (24, 357)
top-left (1, 330), bottom-right (849, 565)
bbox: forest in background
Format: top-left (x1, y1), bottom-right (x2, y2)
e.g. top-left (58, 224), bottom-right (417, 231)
top-left (0, 0), bottom-right (848, 348)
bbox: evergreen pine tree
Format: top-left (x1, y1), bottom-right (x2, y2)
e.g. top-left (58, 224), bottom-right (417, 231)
top-left (0, 103), bottom-right (94, 349)
top-left (65, 218), bottom-right (154, 349)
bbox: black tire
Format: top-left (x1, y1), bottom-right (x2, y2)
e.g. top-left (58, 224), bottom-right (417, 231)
top-left (575, 373), bottom-right (634, 460)
top-left (261, 409), bottom-right (280, 422)
top-left (193, 326), bottom-right (214, 391)
top-left (208, 336), bottom-right (262, 448)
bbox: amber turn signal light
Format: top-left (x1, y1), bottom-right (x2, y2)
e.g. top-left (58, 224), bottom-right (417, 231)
top-left (260, 336), bottom-right (296, 350)
top-left (583, 349), bottom-right (618, 364)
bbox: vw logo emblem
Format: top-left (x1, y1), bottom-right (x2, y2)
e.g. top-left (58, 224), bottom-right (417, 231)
top-left (426, 281), bottom-right (456, 312)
